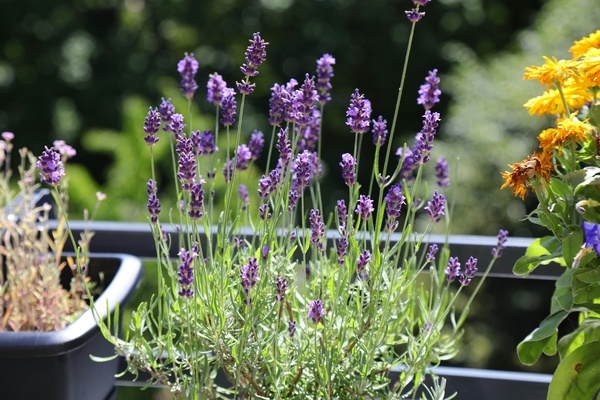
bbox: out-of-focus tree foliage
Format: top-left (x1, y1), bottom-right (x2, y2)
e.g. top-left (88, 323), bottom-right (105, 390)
top-left (1, 0), bottom-right (544, 224)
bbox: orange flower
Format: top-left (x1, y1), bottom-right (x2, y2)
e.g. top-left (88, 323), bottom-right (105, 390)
top-left (579, 48), bottom-right (600, 87)
top-left (537, 113), bottom-right (592, 154)
top-left (501, 152), bottom-right (553, 200)
top-left (524, 56), bottom-right (580, 88)
top-left (524, 82), bottom-right (593, 116)
top-left (570, 30), bottom-right (600, 59)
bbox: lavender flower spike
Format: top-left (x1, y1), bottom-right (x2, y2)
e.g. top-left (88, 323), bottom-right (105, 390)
top-left (445, 257), bottom-right (461, 283)
top-left (37, 147), bottom-right (64, 186)
top-left (207, 72), bottom-right (227, 106)
top-left (491, 229), bottom-right (509, 258)
top-left (177, 248), bottom-right (195, 298)
top-left (178, 52), bottom-right (199, 100)
top-left (308, 299), bottom-right (324, 324)
top-left (459, 256), bottom-right (478, 286)
top-left (417, 69), bottom-right (441, 110)
top-left (425, 191), bottom-right (446, 223)
top-left (144, 107), bottom-right (161, 146)
top-left (405, 9), bottom-right (425, 22)
top-left (240, 32), bottom-right (268, 78)
top-left (147, 179), bottom-right (161, 223)
top-left (346, 89), bottom-right (372, 134)
top-left (240, 257), bottom-right (259, 301)
top-left (372, 116), bottom-right (388, 146)
top-left (435, 157), bottom-right (450, 188)
top-left (355, 194), bottom-right (375, 221)
top-left (316, 53), bottom-right (336, 104)
top-left (220, 88), bottom-right (237, 127)
top-left (340, 153), bottom-right (357, 186)
top-left (310, 209), bottom-right (325, 252)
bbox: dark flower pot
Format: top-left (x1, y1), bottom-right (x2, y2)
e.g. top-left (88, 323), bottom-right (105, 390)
top-left (0, 253), bottom-right (143, 400)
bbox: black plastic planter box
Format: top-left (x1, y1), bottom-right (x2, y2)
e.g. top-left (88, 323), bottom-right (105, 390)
top-left (0, 253), bottom-right (143, 400)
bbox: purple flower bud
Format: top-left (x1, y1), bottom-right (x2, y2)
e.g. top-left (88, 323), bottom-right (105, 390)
top-left (288, 189), bottom-right (299, 211)
top-left (178, 52), bottom-right (199, 100)
top-left (169, 113), bottom-right (186, 136)
top-left (220, 88), bottom-right (237, 127)
top-left (310, 209), bottom-right (325, 252)
top-left (248, 130), bottom-right (265, 160)
top-left (240, 257), bottom-right (259, 303)
top-left (259, 203), bottom-right (271, 220)
top-left (288, 320), bottom-right (297, 337)
top-left (316, 53), bottom-right (336, 104)
top-left (372, 116), bottom-right (388, 146)
top-left (357, 250), bottom-right (371, 277)
top-left (308, 299), bottom-right (324, 324)
top-left (292, 150), bottom-right (315, 192)
top-left (52, 140), bottom-right (77, 159)
top-left (491, 229), bottom-right (509, 258)
top-left (177, 248), bottom-right (196, 298)
top-left (207, 72), bottom-right (227, 106)
top-left (459, 256), bottom-right (478, 286)
top-left (337, 199), bottom-right (348, 236)
top-left (340, 153), bottom-right (357, 186)
top-left (236, 144), bottom-right (252, 171)
top-left (262, 245), bottom-right (270, 260)
top-left (337, 237), bottom-right (348, 265)
top-left (445, 257), bottom-right (460, 283)
top-left (188, 182), bottom-right (204, 219)
top-left (144, 107), bottom-right (161, 146)
top-left (385, 184), bottom-right (405, 220)
top-left (159, 98), bottom-right (175, 131)
top-left (405, 9), bottom-right (425, 22)
top-left (435, 157), bottom-right (450, 187)
top-left (238, 184), bottom-right (249, 211)
top-left (276, 128), bottom-right (292, 168)
top-left (413, 110), bottom-right (440, 165)
top-left (417, 69), bottom-right (441, 110)
top-left (240, 32), bottom-right (268, 78)
top-left (346, 89), bottom-right (372, 134)
top-left (291, 74), bottom-right (318, 127)
top-left (147, 179), bottom-right (161, 223)
top-left (425, 191), bottom-right (446, 223)
top-left (37, 147), bottom-right (64, 185)
top-left (355, 194), bottom-right (374, 221)
top-left (222, 159), bottom-right (234, 183)
top-left (426, 244), bottom-right (438, 263)
top-left (275, 277), bottom-right (287, 302)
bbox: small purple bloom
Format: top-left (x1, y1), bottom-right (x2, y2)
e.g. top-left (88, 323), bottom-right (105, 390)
top-left (385, 184), bottom-right (406, 220)
top-left (37, 147), bottom-right (64, 185)
top-left (405, 9), bottom-right (425, 22)
top-left (355, 195), bottom-right (374, 221)
top-left (340, 153), bottom-right (357, 187)
top-left (262, 245), bottom-right (270, 260)
top-left (337, 237), bottom-right (348, 266)
top-left (346, 89), bottom-right (372, 134)
top-left (268, 81), bottom-right (295, 126)
top-left (144, 107), bottom-right (161, 146)
top-left (288, 320), bottom-right (297, 337)
top-left (207, 72), bottom-right (227, 106)
top-left (236, 81), bottom-right (255, 96)
top-left (52, 140), bottom-right (77, 159)
top-left (396, 146), bottom-right (417, 181)
top-left (357, 250), bottom-right (371, 278)
top-left (194, 130), bottom-right (217, 155)
top-left (240, 32), bottom-right (268, 78)
top-left (178, 52), bottom-right (199, 100)
top-left (238, 184), bottom-right (249, 211)
top-left (316, 53), bottom-right (336, 104)
top-left (259, 203), bottom-right (271, 220)
top-left (435, 157), bottom-right (450, 187)
top-left (291, 74), bottom-right (318, 127)
top-left (583, 222), bottom-right (600, 255)
top-left (491, 229), bottom-right (509, 258)
top-left (413, 110), bottom-right (441, 164)
top-left (426, 244), bottom-right (438, 263)
top-left (159, 98), bottom-right (175, 131)
top-left (292, 150), bottom-right (315, 192)
top-left (310, 209), bottom-right (325, 252)
top-left (425, 191), bottom-right (446, 223)
top-left (177, 248), bottom-right (196, 298)
top-left (276, 128), bottom-right (292, 169)
top-left (222, 159), bottom-right (234, 183)
top-left (240, 257), bottom-right (259, 303)
top-left (169, 113), bottom-right (186, 136)
top-left (445, 257), bottom-right (461, 283)
top-left (308, 299), bottom-right (324, 324)
top-left (188, 182), bottom-right (204, 219)
top-left (459, 256), bottom-right (478, 286)
top-left (372, 116), bottom-right (388, 146)
top-left (220, 88), bottom-right (237, 127)
top-left (297, 109), bottom-right (321, 152)
top-left (248, 130), bottom-right (265, 160)
top-left (337, 199), bottom-right (348, 236)
top-left (417, 69), bottom-right (441, 110)
top-left (147, 179), bottom-right (161, 223)
top-left (288, 189), bottom-right (298, 211)
top-left (236, 144), bottom-right (252, 171)
top-left (275, 277), bottom-right (287, 302)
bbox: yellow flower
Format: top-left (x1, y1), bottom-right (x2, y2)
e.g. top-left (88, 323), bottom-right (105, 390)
top-left (570, 29), bottom-right (600, 59)
top-left (501, 151), bottom-right (553, 200)
top-left (579, 47), bottom-right (600, 87)
top-left (537, 113), bottom-right (591, 154)
top-left (524, 82), bottom-right (593, 116)
top-left (524, 56), bottom-right (580, 88)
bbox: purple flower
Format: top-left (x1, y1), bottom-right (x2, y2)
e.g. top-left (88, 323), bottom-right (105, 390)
top-left (240, 32), bottom-right (268, 78)
top-left (459, 256), bottom-right (478, 286)
top-left (292, 150), bottom-right (315, 192)
top-left (276, 128), bottom-right (292, 169)
top-left (425, 191), bottom-right (445, 223)
top-left (396, 146), bottom-right (417, 181)
top-left (236, 144), bottom-right (252, 171)
top-left (310, 209), bottom-right (325, 252)
top-left (37, 147), bottom-right (64, 185)
top-left (340, 153), bottom-right (357, 186)
top-left (308, 299), bottom-right (324, 324)
top-left (337, 237), bottom-right (348, 265)
top-left (268, 81), bottom-right (296, 126)
top-left (178, 52), bottom-right (199, 100)
top-left (178, 248), bottom-right (196, 298)
top-left (291, 74), bottom-right (318, 126)
top-left (491, 229), bottom-right (509, 258)
top-left (426, 244), bottom-right (438, 263)
top-left (144, 107), bottom-right (161, 146)
top-left (355, 194), bottom-right (374, 221)
top-left (159, 98), bottom-right (175, 131)
top-left (316, 53), bottom-right (336, 104)
top-left (248, 130), bottom-right (265, 160)
top-left (262, 245), bottom-right (270, 260)
top-left (240, 257), bottom-right (259, 303)
top-left (275, 277), bottom-right (287, 302)
top-left (435, 157), bottom-right (450, 187)
top-left (346, 89), bottom-right (372, 134)
top-left (52, 140), bottom-right (77, 159)
top-left (196, 130), bottom-right (217, 155)
top-left (169, 113), bottom-right (186, 136)
top-left (417, 69), bottom-right (441, 110)
top-left (583, 222), bottom-right (600, 255)
top-left (413, 110), bottom-right (441, 164)
top-left (222, 159), bottom-right (234, 183)
top-left (357, 250), bottom-right (371, 277)
top-left (372, 116), bottom-right (388, 146)
top-left (220, 88), bottom-right (237, 127)
top-left (238, 184), bottom-right (249, 211)
top-left (207, 72), bottom-right (227, 106)
top-left (405, 9), bottom-right (425, 22)
top-left (188, 182), bottom-right (204, 219)
top-left (337, 199), bottom-right (348, 236)
top-left (147, 179), bottom-right (161, 223)
top-left (288, 321), bottom-right (297, 337)
top-left (259, 203), bottom-right (271, 220)
top-left (288, 189), bottom-right (299, 211)
top-left (1, 132), bottom-right (14, 141)
top-left (445, 257), bottom-right (461, 283)
top-left (385, 184), bottom-right (405, 220)
top-left (297, 109), bottom-right (321, 152)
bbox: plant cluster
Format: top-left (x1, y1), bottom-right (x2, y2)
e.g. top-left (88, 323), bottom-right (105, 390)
top-left (0, 134), bottom-right (98, 331)
top-left (94, 2), bottom-right (507, 398)
top-left (502, 29), bottom-right (600, 399)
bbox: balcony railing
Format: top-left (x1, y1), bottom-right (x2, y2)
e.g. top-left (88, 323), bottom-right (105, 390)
top-left (64, 221), bottom-right (558, 400)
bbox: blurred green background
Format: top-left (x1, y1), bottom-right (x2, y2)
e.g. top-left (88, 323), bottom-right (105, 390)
top-left (3, 0), bottom-right (600, 398)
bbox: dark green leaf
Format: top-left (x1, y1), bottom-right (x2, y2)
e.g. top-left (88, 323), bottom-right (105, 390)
top-left (517, 311), bottom-right (569, 365)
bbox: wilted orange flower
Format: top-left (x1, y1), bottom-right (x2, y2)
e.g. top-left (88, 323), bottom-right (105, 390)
top-left (570, 30), bottom-right (600, 59)
top-left (524, 82), bottom-right (593, 116)
top-left (537, 113), bottom-right (591, 154)
top-left (524, 56), bottom-right (580, 88)
top-left (501, 152), bottom-right (553, 200)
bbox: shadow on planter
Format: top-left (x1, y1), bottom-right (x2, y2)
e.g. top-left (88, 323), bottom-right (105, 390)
top-left (0, 253), bottom-right (143, 400)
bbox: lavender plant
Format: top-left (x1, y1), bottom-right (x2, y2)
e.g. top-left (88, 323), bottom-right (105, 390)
top-left (95, 2), bottom-right (506, 398)
top-left (0, 134), bottom-right (101, 331)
